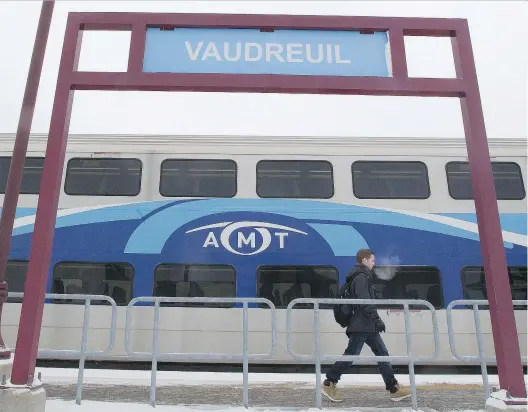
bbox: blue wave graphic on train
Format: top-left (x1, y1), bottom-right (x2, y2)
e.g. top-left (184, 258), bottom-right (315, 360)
top-left (7, 199), bottom-right (527, 307)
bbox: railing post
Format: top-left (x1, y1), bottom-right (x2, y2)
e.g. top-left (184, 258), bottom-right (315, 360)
top-left (242, 301), bottom-right (249, 409)
top-left (150, 300), bottom-right (160, 408)
top-left (75, 299), bottom-right (92, 405)
top-left (403, 302), bottom-right (418, 410)
top-left (313, 301), bottom-right (322, 410)
top-left (473, 303), bottom-right (490, 401)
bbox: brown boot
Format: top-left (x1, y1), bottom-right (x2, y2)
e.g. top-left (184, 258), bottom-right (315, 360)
top-left (390, 384), bottom-right (411, 402)
top-left (321, 380), bottom-right (342, 402)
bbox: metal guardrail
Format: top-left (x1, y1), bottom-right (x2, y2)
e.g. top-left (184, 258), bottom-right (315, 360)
top-left (124, 297), bottom-right (277, 408)
top-left (286, 298), bottom-right (440, 410)
top-left (446, 299), bottom-right (528, 402)
top-left (7, 294), bottom-right (523, 409)
top-left (7, 292), bottom-right (118, 405)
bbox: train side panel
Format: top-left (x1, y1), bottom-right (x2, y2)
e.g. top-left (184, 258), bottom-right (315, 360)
top-left (1, 136), bottom-right (526, 367)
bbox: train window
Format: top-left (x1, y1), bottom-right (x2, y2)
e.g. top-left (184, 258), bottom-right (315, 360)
top-left (446, 162), bottom-right (526, 200)
top-left (64, 158), bottom-right (142, 196)
top-left (160, 159), bottom-right (237, 198)
top-left (52, 262), bottom-right (134, 305)
top-left (372, 266), bottom-right (443, 309)
top-left (352, 161), bottom-right (431, 199)
top-left (5, 260), bottom-right (28, 303)
top-left (153, 264), bottom-right (236, 308)
top-left (0, 157), bottom-right (44, 194)
top-left (256, 160), bottom-right (334, 199)
top-left (461, 266), bottom-right (527, 309)
top-left (257, 265), bottom-right (339, 309)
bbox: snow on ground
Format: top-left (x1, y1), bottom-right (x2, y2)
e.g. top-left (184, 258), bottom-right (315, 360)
top-left (39, 369), bottom-right (525, 412)
top-left (36, 367), bottom-right (500, 388)
top-left (44, 399), bottom-right (485, 412)
top-left (45, 400), bottom-right (361, 412)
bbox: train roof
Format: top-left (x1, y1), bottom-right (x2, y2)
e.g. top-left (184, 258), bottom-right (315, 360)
top-left (0, 133), bottom-right (525, 157)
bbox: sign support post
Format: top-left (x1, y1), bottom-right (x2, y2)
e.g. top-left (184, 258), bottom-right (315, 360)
top-left (0, 0), bottom-right (54, 360)
top-left (451, 28), bottom-right (526, 400)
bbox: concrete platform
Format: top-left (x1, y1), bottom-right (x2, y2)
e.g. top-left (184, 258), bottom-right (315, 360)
top-left (0, 385), bottom-right (46, 412)
top-left (45, 399), bottom-right (441, 412)
top-left (0, 355), bottom-right (13, 381)
top-left (43, 382), bottom-right (488, 411)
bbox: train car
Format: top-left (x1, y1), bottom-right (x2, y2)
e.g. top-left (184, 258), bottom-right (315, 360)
top-left (1, 133), bottom-right (526, 369)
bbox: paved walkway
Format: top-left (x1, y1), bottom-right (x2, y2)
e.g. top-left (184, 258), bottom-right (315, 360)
top-left (45, 382), bottom-right (487, 411)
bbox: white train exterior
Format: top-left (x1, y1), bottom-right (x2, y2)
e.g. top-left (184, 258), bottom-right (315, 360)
top-left (1, 133), bottom-right (526, 368)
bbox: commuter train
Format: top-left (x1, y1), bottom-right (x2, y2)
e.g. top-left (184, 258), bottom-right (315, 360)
top-left (1, 133), bottom-right (526, 369)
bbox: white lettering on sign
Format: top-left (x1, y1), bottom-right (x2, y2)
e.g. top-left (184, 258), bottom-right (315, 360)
top-left (184, 41), bottom-right (352, 64)
top-left (266, 43), bottom-right (283, 62)
top-left (185, 221), bottom-right (307, 256)
top-left (201, 42), bottom-right (221, 61)
top-left (306, 44), bottom-right (324, 63)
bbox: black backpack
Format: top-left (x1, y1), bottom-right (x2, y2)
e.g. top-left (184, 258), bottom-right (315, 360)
top-left (333, 277), bottom-right (357, 328)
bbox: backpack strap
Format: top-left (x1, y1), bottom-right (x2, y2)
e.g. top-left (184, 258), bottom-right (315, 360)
top-left (346, 275), bottom-right (360, 313)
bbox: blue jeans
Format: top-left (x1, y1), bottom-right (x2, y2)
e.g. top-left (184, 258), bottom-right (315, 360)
top-left (325, 332), bottom-right (398, 391)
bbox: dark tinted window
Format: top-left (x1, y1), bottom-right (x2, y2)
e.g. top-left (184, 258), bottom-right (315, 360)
top-left (352, 161), bottom-right (430, 199)
top-left (5, 260), bottom-right (28, 303)
top-left (257, 265), bottom-right (339, 309)
top-left (52, 262), bottom-right (134, 305)
top-left (446, 162), bottom-right (525, 200)
top-left (257, 160), bottom-right (334, 199)
top-left (160, 159), bottom-right (236, 197)
top-left (65, 158), bottom-right (142, 196)
top-left (372, 266), bottom-right (443, 309)
top-left (153, 264), bottom-right (236, 308)
top-left (0, 157), bottom-right (44, 194)
top-left (461, 266), bottom-right (527, 309)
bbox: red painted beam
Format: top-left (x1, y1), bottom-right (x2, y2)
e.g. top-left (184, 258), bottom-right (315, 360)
top-left (389, 28), bottom-right (408, 79)
top-left (127, 23), bottom-right (147, 73)
top-left (70, 72), bottom-right (465, 97)
top-left (504, 399), bottom-right (528, 406)
top-left (70, 11), bottom-right (465, 36)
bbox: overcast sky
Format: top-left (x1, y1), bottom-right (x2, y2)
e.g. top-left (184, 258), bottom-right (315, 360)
top-left (0, 1), bottom-right (526, 138)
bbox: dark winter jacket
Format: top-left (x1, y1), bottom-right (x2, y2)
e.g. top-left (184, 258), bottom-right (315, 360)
top-left (345, 265), bottom-right (382, 334)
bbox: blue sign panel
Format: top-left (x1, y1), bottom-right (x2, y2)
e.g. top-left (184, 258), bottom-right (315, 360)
top-left (143, 28), bottom-right (390, 77)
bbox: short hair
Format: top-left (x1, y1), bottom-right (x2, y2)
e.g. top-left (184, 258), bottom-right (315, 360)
top-left (356, 249), bottom-right (374, 264)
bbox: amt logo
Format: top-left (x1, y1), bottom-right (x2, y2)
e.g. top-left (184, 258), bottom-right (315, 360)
top-left (185, 221), bottom-right (307, 256)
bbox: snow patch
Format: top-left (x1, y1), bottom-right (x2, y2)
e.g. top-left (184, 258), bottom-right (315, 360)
top-left (45, 399), bottom-right (365, 412)
top-left (0, 354), bottom-right (13, 366)
top-left (35, 368), bottom-right (504, 388)
top-left (485, 389), bottom-right (527, 411)
top-left (44, 400), bottom-right (489, 412)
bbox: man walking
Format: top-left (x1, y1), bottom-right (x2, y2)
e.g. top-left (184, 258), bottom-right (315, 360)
top-left (322, 249), bottom-right (411, 402)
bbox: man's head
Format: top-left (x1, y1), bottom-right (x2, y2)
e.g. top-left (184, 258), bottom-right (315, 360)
top-left (356, 249), bottom-right (375, 270)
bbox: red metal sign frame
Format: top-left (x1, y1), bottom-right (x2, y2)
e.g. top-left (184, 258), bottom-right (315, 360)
top-left (9, 12), bottom-right (526, 397)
